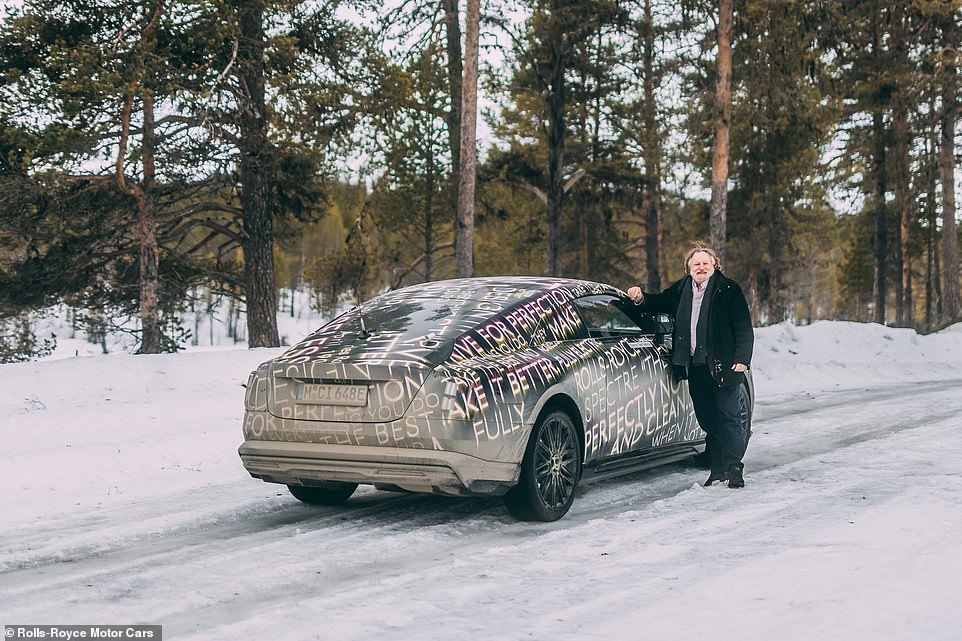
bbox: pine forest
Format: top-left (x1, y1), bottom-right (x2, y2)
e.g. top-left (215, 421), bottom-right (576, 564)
top-left (0, 0), bottom-right (960, 358)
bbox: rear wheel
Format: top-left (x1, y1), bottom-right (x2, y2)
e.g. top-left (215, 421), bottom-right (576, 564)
top-left (503, 409), bottom-right (582, 522)
top-left (288, 481), bottom-right (358, 506)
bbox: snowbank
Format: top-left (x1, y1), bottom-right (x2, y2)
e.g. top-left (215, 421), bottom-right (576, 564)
top-left (751, 320), bottom-right (962, 398)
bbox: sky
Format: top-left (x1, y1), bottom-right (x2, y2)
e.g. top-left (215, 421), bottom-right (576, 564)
top-left (2, 305), bottom-right (962, 640)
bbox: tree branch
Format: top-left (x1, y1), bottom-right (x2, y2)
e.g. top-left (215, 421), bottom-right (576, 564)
top-left (390, 241), bottom-right (455, 288)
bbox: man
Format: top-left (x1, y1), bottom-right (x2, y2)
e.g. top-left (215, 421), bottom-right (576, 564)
top-left (626, 245), bottom-right (754, 488)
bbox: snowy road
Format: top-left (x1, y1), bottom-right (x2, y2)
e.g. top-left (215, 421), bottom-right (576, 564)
top-left (3, 363), bottom-right (962, 641)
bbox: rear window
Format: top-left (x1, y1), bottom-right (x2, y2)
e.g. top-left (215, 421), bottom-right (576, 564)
top-left (280, 280), bottom-right (552, 366)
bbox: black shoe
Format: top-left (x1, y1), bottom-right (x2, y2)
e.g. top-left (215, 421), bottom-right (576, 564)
top-left (704, 470), bottom-right (728, 486)
top-left (692, 451), bottom-right (711, 470)
top-left (727, 463), bottom-right (745, 489)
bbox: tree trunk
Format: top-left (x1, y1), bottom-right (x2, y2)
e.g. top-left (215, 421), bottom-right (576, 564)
top-left (871, 7), bottom-right (887, 325)
top-left (442, 0), bottom-right (462, 244)
top-left (934, 213), bottom-right (944, 321)
top-left (116, 1), bottom-right (163, 354)
top-left (642, 0), bottom-right (663, 291)
top-left (456, 0), bottom-right (479, 278)
top-left (709, 0), bottom-right (732, 265)
top-left (871, 109), bottom-right (888, 325)
top-left (442, 0), bottom-right (462, 181)
top-left (941, 7), bottom-right (960, 321)
top-left (891, 5), bottom-right (912, 327)
top-left (894, 99), bottom-right (911, 326)
top-left (424, 140), bottom-right (435, 281)
top-left (237, 0), bottom-right (280, 347)
top-left (579, 209), bottom-right (589, 278)
top-left (926, 93), bottom-right (940, 330)
top-left (546, 37), bottom-right (566, 277)
top-left (580, 34), bottom-right (599, 280)
top-left (137, 92), bottom-right (162, 354)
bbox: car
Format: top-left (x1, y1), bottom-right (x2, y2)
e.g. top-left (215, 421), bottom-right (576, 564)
top-left (238, 276), bottom-right (753, 521)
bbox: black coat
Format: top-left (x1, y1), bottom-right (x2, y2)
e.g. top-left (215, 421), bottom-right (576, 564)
top-left (632, 271), bottom-right (754, 388)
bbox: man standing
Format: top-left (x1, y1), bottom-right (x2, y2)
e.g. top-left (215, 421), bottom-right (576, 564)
top-left (626, 245), bottom-right (754, 488)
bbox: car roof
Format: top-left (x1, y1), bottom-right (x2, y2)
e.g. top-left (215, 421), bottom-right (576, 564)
top-left (277, 277), bottom-right (621, 367)
top-left (368, 276), bottom-right (617, 307)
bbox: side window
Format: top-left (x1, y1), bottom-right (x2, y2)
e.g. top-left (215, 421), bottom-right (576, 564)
top-left (573, 295), bottom-right (643, 339)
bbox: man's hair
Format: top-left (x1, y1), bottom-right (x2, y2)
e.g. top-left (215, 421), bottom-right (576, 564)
top-left (684, 244), bottom-right (720, 274)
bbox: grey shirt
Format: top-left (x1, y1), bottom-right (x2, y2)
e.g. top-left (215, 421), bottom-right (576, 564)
top-left (690, 278), bottom-right (709, 357)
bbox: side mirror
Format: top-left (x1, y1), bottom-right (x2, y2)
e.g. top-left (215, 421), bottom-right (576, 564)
top-left (653, 314), bottom-right (673, 349)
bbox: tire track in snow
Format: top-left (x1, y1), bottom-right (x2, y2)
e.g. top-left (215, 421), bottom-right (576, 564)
top-left (2, 378), bottom-right (960, 632)
top-left (4, 377), bottom-right (958, 573)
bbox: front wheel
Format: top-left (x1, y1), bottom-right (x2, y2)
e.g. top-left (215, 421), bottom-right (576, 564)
top-left (503, 409), bottom-right (582, 522)
top-left (738, 382), bottom-right (753, 450)
top-left (288, 481), bottom-right (358, 506)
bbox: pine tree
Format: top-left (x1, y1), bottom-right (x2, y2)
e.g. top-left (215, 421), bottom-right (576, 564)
top-left (938, 1), bottom-right (961, 322)
top-left (726, 0), bottom-right (837, 322)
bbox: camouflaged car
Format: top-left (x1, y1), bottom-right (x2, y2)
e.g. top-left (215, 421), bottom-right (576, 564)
top-left (238, 277), bottom-right (753, 521)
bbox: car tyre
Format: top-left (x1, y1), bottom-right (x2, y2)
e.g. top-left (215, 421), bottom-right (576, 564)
top-left (287, 481), bottom-right (358, 506)
top-left (739, 382), bottom-right (753, 449)
top-left (503, 409), bottom-right (582, 522)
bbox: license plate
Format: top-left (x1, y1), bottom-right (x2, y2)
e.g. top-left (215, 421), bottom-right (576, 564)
top-left (297, 383), bottom-right (368, 406)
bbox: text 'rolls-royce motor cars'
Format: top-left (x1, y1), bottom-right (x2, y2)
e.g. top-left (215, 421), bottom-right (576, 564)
top-left (238, 277), bottom-right (753, 521)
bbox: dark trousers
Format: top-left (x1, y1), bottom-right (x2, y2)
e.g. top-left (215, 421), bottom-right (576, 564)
top-left (687, 365), bottom-right (745, 474)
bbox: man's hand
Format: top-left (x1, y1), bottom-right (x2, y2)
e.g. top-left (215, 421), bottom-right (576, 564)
top-left (626, 286), bottom-right (644, 303)
top-left (731, 363), bottom-right (749, 373)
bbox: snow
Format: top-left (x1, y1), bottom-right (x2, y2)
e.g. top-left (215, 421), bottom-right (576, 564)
top-left (2, 319), bottom-right (962, 640)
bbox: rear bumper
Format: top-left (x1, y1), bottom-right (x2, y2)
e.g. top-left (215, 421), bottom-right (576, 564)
top-left (238, 440), bottom-right (521, 497)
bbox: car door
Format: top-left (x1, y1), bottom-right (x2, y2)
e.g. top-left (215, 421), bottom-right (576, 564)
top-left (572, 294), bottom-right (698, 461)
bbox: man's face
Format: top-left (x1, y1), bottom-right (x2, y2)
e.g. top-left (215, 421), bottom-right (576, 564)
top-left (688, 251), bottom-right (716, 286)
